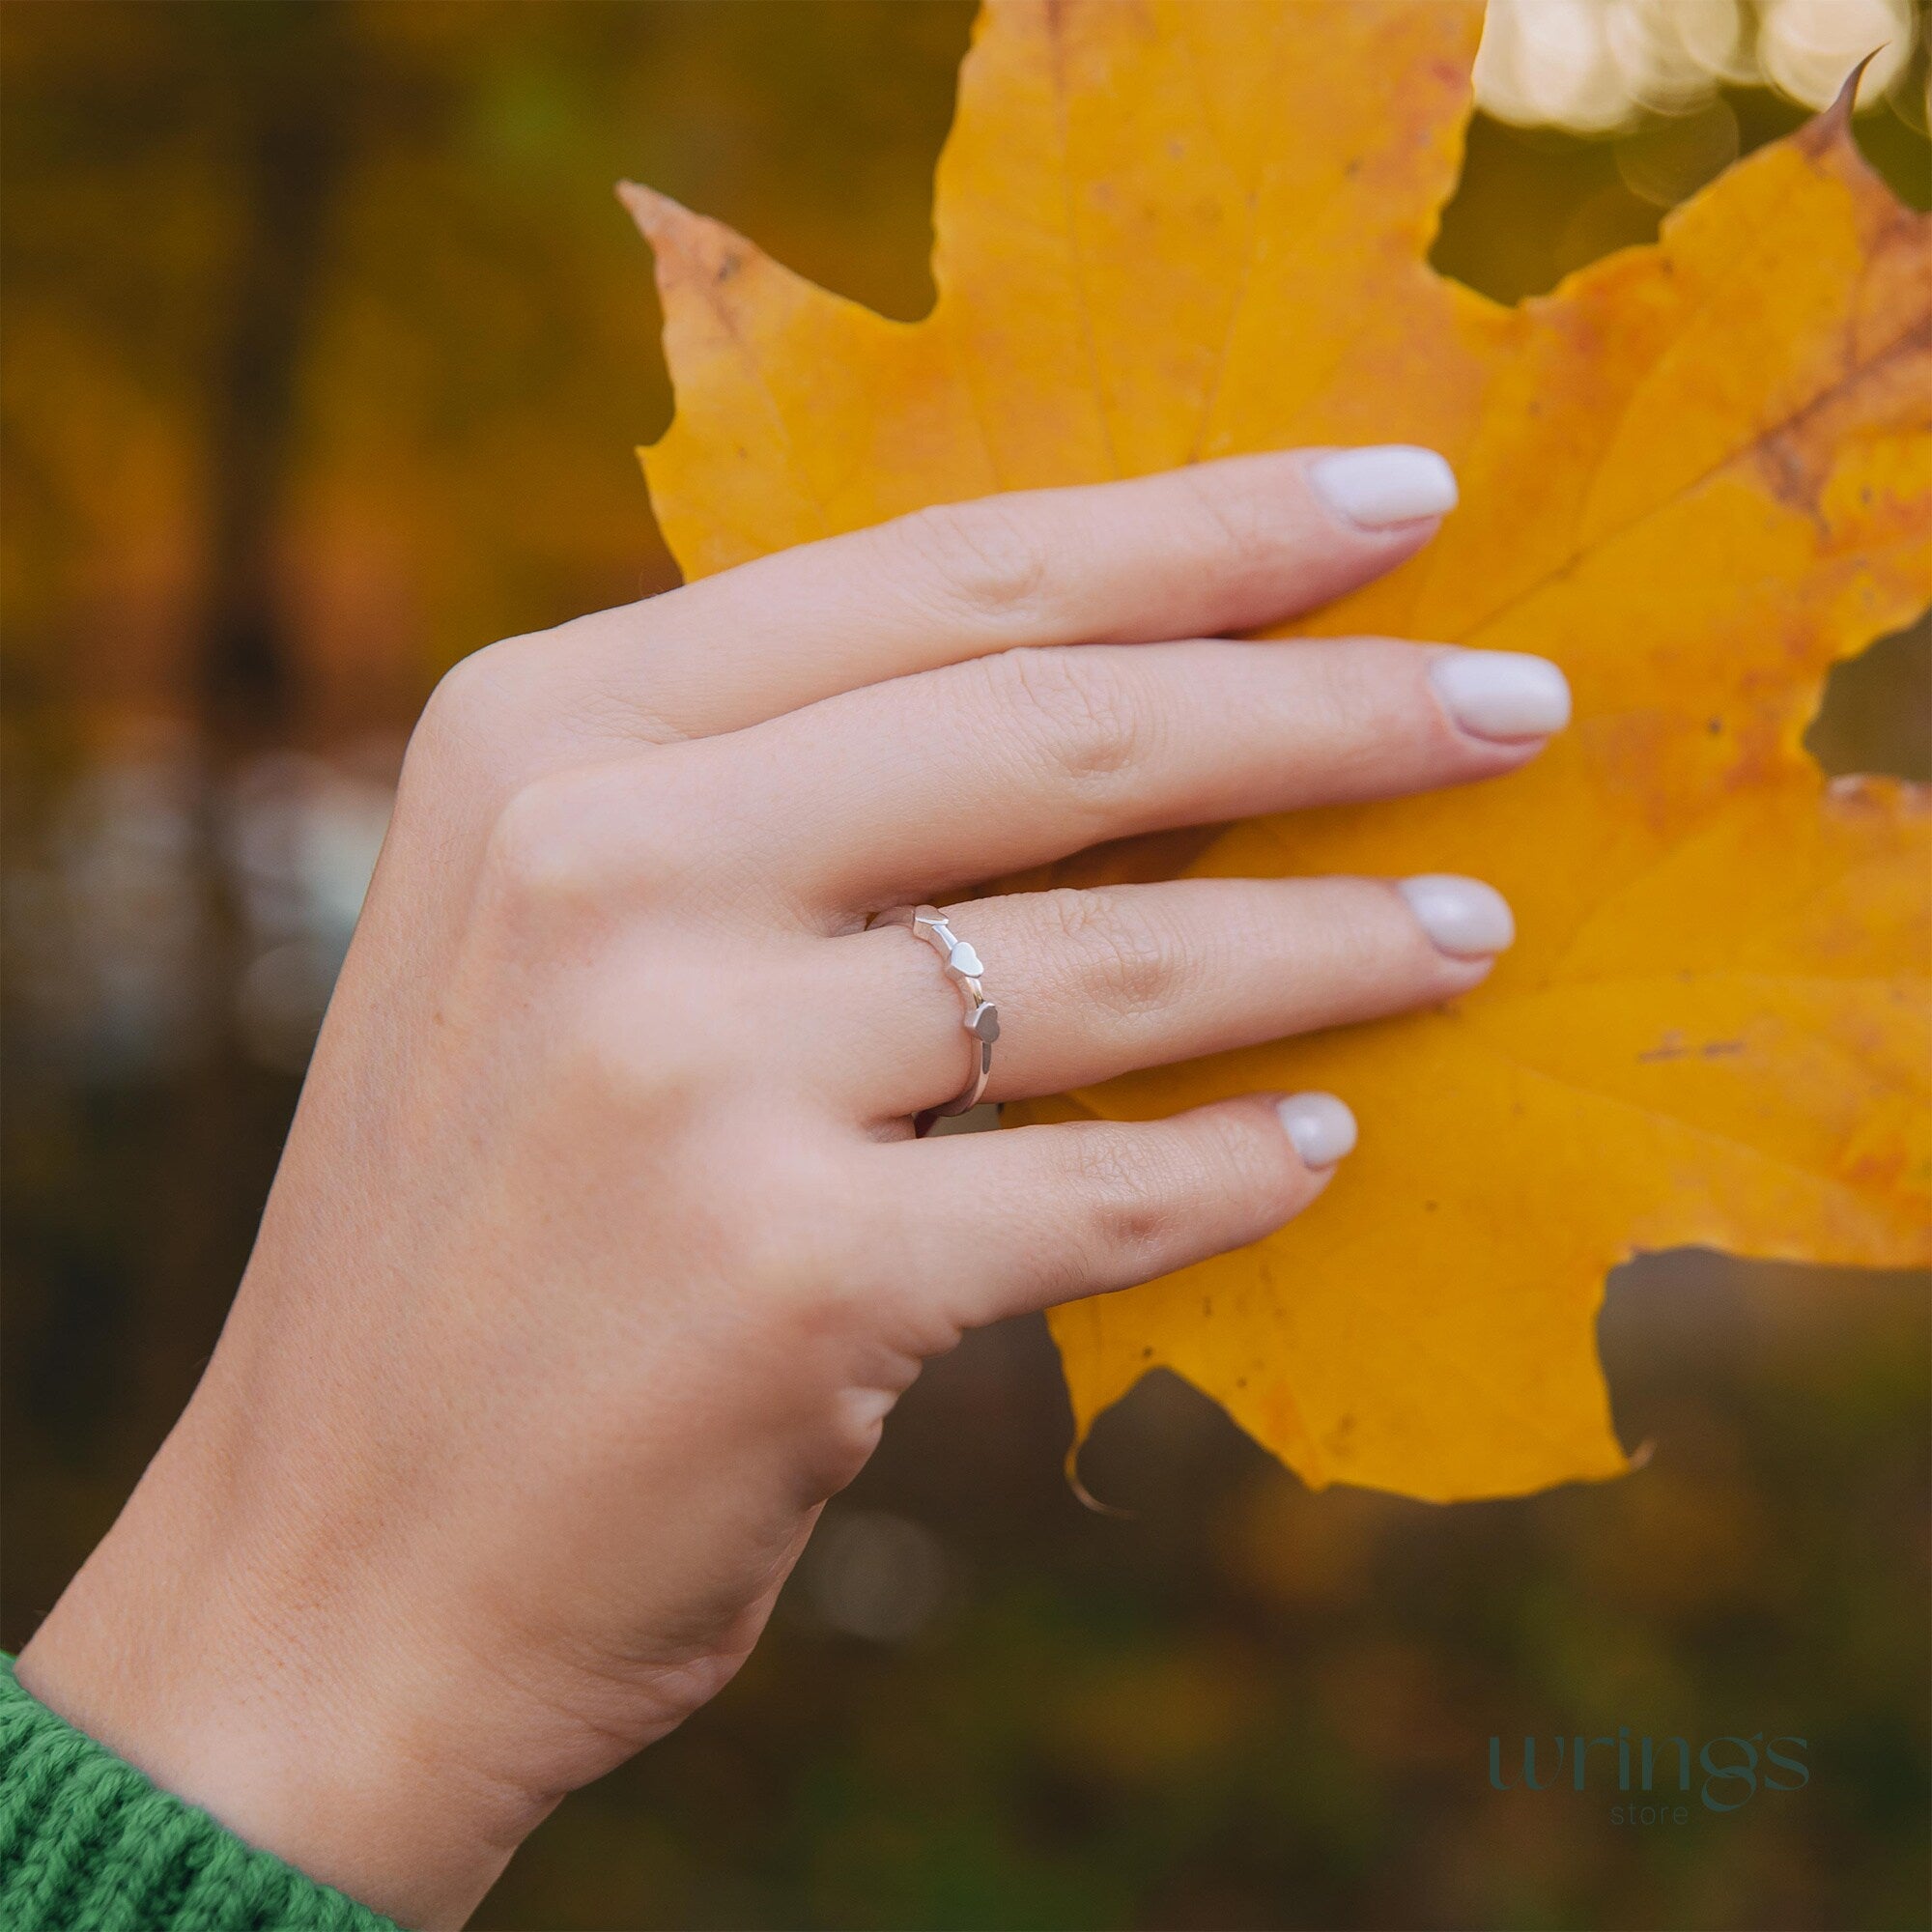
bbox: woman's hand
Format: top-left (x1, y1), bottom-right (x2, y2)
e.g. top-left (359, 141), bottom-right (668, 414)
top-left (18, 448), bottom-right (1567, 1926)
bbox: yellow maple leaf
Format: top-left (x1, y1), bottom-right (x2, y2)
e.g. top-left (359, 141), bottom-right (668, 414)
top-left (623, 0), bottom-right (1932, 1502)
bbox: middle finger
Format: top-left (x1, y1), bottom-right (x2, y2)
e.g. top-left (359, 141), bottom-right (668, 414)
top-left (686, 636), bottom-right (1568, 916)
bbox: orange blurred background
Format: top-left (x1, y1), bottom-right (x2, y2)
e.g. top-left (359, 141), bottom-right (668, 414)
top-left (3, 6), bottom-right (1927, 1928)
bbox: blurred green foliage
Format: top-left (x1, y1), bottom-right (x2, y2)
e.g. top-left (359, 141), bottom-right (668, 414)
top-left (2, 6), bottom-right (1926, 1929)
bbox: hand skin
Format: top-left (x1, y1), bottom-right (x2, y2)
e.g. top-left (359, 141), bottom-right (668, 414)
top-left (18, 450), bottom-right (1567, 1927)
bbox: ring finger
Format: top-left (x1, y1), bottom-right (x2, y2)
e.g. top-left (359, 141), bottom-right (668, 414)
top-left (821, 871), bottom-right (1513, 1122)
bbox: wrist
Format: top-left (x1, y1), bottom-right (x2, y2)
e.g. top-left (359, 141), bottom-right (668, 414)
top-left (15, 1386), bottom-right (549, 1930)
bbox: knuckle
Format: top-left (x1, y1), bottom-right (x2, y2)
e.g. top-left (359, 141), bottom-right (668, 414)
top-left (421, 641), bottom-right (500, 730)
top-left (994, 646), bottom-right (1145, 789)
top-left (1198, 1105), bottom-right (1298, 1220)
top-left (554, 1005), bottom-right (758, 1177)
top-left (745, 1187), bottom-right (860, 1317)
top-left (416, 638), bottom-right (530, 759)
top-left (479, 769), bottom-right (601, 915)
top-left (1313, 639), bottom-right (1418, 757)
top-left (1068, 1127), bottom-right (1182, 1267)
top-left (406, 637), bottom-right (558, 811)
top-left (749, 1178), bottom-right (943, 1362)
top-left (1178, 464), bottom-right (1281, 566)
top-left (893, 498), bottom-right (1054, 626)
top-left (1041, 888), bottom-right (1178, 1021)
top-left (478, 762), bottom-right (683, 922)
top-left (1062, 1110), bottom-right (1301, 1285)
top-left (562, 999), bottom-right (711, 1126)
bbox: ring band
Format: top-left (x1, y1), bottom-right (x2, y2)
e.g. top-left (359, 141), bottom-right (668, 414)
top-left (868, 903), bottom-right (1000, 1135)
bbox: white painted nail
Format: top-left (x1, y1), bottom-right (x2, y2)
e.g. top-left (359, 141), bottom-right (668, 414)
top-left (1309, 445), bottom-right (1458, 528)
top-left (1398, 874), bottom-right (1516, 959)
top-left (1276, 1092), bottom-right (1357, 1169)
top-left (1429, 649), bottom-right (1572, 741)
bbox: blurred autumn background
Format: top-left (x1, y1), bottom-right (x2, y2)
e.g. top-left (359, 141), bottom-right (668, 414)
top-left (3, 4), bottom-right (1928, 1929)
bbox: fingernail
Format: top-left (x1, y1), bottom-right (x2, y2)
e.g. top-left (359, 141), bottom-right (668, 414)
top-left (1276, 1092), bottom-right (1357, 1169)
top-left (1429, 649), bottom-right (1572, 741)
top-left (1309, 445), bottom-right (1458, 528)
top-left (1398, 874), bottom-right (1516, 958)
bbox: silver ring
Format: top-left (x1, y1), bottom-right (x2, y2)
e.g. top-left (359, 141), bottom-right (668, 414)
top-left (868, 903), bottom-right (1000, 1136)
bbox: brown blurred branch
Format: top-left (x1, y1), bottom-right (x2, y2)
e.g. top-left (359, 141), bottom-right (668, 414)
top-left (199, 3), bottom-right (354, 749)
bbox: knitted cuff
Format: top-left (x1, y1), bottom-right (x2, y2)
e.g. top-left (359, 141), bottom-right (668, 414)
top-left (0, 1654), bottom-right (397, 1932)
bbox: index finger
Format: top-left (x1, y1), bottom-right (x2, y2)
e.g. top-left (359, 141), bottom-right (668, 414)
top-left (549, 445), bottom-right (1458, 740)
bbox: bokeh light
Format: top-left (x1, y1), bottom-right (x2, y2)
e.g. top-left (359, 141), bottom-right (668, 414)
top-left (1476, 0), bottom-right (1919, 128)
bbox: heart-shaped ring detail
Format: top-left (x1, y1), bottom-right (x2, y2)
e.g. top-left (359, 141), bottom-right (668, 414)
top-left (867, 903), bottom-right (1000, 1133)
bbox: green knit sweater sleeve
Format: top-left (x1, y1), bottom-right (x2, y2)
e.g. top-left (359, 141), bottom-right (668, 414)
top-left (0, 1655), bottom-right (398, 1932)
